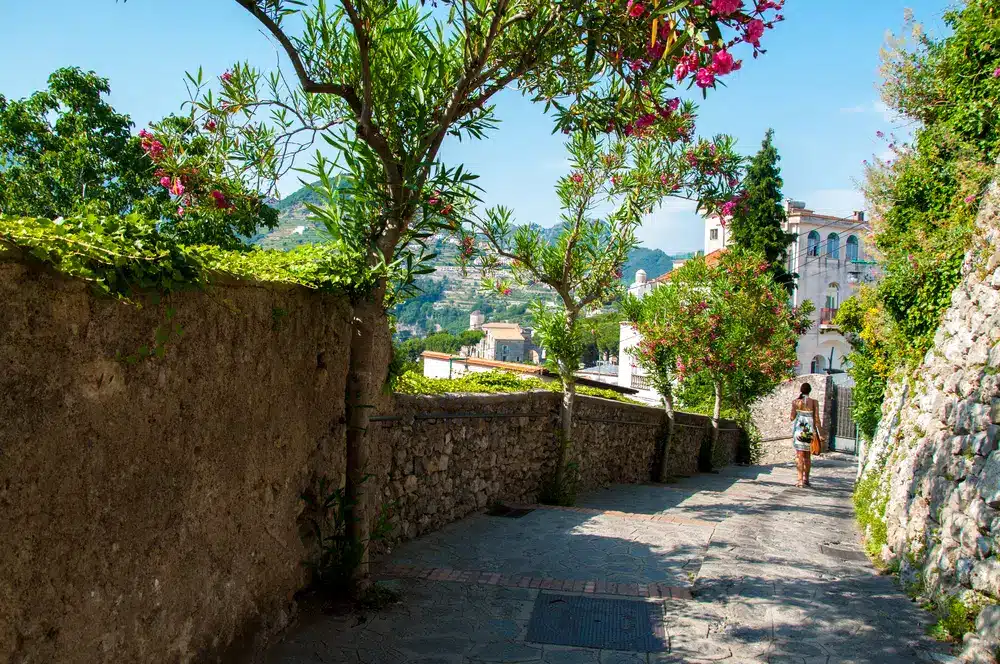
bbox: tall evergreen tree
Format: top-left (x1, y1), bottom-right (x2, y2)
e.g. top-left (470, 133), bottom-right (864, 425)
top-left (727, 129), bottom-right (797, 289)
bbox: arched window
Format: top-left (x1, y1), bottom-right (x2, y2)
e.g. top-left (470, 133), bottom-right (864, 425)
top-left (827, 233), bottom-right (840, 258)
top-left (806, 231), bottom-right (820, 257)
top-left (810, 355), bottom-right (827, 374)
top-left (825, 283), bottom-right (840, 310)
top-left (846, 235), bottom-right (859, 262)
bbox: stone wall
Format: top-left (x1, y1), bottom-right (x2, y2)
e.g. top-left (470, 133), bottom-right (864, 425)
top-left (370, 392), bottom-right (741, 546)
top-left (858, 180), bottom-right (1000, 663)
top-left (1, 259), bottom-right (744, 664)
top-left (0, 260), bottom-right (354, 664)
top-left (751, 374), bottom-right (834, 464)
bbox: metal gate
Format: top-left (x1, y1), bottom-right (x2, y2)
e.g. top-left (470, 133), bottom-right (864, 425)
top-left (829, 386), bottom-right (858, 454)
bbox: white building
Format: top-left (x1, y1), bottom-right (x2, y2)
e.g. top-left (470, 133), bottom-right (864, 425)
top-left (469, 310), bottom-right (485, 331)
top-left (619, 200), bottom-right (877, 402)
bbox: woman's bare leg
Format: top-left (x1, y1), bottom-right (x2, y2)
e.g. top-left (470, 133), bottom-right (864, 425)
top-left (795, 451), bottom-right (805, 486)
top-left (804, 452), bottom-right (812, 485)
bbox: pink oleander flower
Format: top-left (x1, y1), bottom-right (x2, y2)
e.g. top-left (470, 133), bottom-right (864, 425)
top-left (994, 67), bottom-right (1000, 78)
top-left (571, 173), bottom-right (583, 184)
top-left (627, 1), bottom-right (645, 18)
top-left (647, 42), bottom-right (665, 60)
top-left (710, 0), bottom-right (742, 16)
top-left (177, 206), bottom-right (185, 217)
top-left (660, 174), bottom-right (669, 186)
top-left (876, 130), bottom-right (885, 139)
top-left (211, 190), bottom-right (228, 208)
top-left (205, 119), bottom-right (217, 131)
top-left (711, 49), bottom-right (737, 76)
top-left (221, 71), bottom-right (233, 83)
top-left (667, 97), bottom-right (681, 112)
top-left (169, 178), bottom-right (185, 196)
top-left (965, 194), bottom-right (977, 204)
top-left (138, 129), bottom-right (153, 139)
top-left (502, 287), bottom-right (512, 296)
top-left (695, 68), bottom-right (716, 89)
top-left (675, 62), bottom-right (692, 82)
top-left (744, 19), bottom-right (765, 46)
top-left (160, 176), bottom-right (171, 188)
top-left (428, 191), bottom-right (441, 206)
top-left (441, 204), bottom-right (453, 215)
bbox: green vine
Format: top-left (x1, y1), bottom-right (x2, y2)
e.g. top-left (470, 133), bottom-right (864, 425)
top-left (0, 214), bottom-right (374, 300)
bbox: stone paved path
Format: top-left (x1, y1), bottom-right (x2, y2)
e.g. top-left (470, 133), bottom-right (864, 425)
top-left (263, 455), bottom-right (955, 663)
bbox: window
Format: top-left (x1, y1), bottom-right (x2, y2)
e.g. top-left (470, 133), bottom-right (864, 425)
top-left (846, 235), bottom-right (859, 262)
top-left (810, 355), bottom-right (827, 374)
top-left (827, 233), bottom-right (840, 258)
top-left (710, 228), bottom-right (719, 240)
top-left (806, 231), bottom-right (820, 257)
top-left (825, 283), bottom-right (840, 309)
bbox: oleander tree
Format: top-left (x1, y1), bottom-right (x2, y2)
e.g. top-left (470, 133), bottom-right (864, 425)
top-left (469, 129), bottom-right (741, 499)
top-left (632, 249), bottom-right (813, 468)
top-left (127, 0), bottom-right (785, 582)
top-left (0, 67), bottom-right (279, 248)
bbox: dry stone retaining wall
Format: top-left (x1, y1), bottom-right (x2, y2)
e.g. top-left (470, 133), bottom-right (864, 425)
top-left (858, 180), bottom-right (1000, 663)
top-left (1, 259), bottom-right (744, 664)
top-left (751, 374), bottom-right (834, 464)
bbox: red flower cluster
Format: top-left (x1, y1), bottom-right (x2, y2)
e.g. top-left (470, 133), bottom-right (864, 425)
top-left (139, 129), bottom-right (165, 162)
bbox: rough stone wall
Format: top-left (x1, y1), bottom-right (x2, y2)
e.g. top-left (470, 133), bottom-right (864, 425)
top-left (858, 180), bottom-right (1000, 663)
top-left (369, 392), bottom-right (561, 543)
top-left (752, 374), bottom-right (834, 464)
top-left (0, 261), bottom-right (353, 664)
top-left (370, 393), bottom-right (740, 548)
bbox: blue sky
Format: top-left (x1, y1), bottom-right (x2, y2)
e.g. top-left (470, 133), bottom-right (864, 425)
top-left (1, 1), bottom-right (951, 252)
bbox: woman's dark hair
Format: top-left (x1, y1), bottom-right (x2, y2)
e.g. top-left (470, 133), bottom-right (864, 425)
top-left (799, 383), bottom-right (812, 399)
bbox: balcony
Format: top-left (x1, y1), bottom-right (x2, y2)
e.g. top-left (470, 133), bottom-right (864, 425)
top-left (820, 307), bottom-right (839, 328)
top-left (631, 374), bottom-right (652, 390)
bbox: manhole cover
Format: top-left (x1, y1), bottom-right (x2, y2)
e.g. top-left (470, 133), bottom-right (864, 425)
top-left (819, 544), bottom-right (869, 561)
top-left (486, 505), bottom-right (535, 518)
top-left (525, 593), bottom-right (667, 652)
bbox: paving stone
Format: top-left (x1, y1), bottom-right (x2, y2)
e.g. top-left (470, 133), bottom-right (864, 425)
top-left (262, 460), bottom-right (953, 664)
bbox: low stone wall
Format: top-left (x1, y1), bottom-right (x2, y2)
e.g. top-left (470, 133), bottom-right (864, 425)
top-left (2, 259), bottom-right (745, 664)
top-left (858, 179), bottom-right (1000, 662)
top-left (0, 261), bottom-right (354, 664)
top-left (370, 393), bottom-right (742, 547)
top-left (751, 374), bottom-right (834, 464)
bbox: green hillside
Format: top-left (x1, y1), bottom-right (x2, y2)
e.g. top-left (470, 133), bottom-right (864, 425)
top-left (254, 182), bottom-right (684, 335)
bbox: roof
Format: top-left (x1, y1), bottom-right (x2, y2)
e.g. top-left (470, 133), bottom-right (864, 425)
top-left (420, 352), bottom-right (545, 374)
top-left (488, 328), bottom-right (528, 341)
top-left (652, 249), bottom-right (725, 283)
top-left (481, 322), bottom-right (521, 329)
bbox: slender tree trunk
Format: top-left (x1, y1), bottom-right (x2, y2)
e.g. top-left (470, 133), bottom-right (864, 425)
top-left (344, 286), bottom-right (388, 588)
top-left (709, 380), bottom-right (723, 470)
top-left (554, 375), bottom-right (576, 496)
top-left (658, 392), bottom-right (675, 482)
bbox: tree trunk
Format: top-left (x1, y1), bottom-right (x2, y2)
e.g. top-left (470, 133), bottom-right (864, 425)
top-left (709, 380), bottom-right (723, 470)
top-left (344, 289), bottom-right (387, 588)
top-left (658, 393), bottom-right (675, 482)
top-left (554, 376), bottom-right (576, 495)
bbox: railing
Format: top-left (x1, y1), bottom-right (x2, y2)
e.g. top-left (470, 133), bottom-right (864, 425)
top-left (631, 374), bottom-right (651, 390)
top-left (820, 307), bottom-right (839, 325)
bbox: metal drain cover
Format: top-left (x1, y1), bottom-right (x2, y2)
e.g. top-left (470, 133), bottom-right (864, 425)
top-left (526, 593), bottom-right (667, 652)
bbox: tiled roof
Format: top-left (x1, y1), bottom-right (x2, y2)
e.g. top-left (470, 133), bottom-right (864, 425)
top-left (651, 249), bottom-right (725, 283)
top-left (419, 352), bottom-right (545, 374)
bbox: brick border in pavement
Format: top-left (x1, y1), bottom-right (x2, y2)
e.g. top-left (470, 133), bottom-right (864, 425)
top-left (375, 564), bottom-right (694, 600)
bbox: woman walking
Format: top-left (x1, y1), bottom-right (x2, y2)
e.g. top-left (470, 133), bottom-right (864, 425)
top-left (789, 383), bottom-right (823, 487)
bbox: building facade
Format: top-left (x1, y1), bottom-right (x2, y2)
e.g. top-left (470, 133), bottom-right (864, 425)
top-left (619, 200), bottom-right (877, 403)
top-left (467, 322), bottom-right (542, 363)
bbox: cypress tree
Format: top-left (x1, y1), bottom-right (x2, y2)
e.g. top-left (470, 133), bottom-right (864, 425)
top-left (728, 129), bottom-right (797, 289)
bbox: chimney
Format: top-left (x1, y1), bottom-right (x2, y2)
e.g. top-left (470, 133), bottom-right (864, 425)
top-left (854, 210), bottom-right (866, 222)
